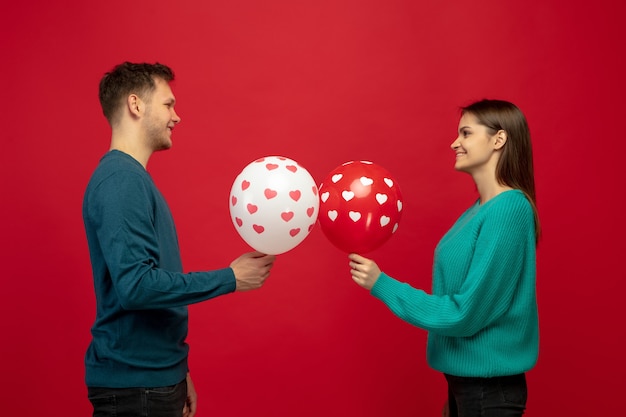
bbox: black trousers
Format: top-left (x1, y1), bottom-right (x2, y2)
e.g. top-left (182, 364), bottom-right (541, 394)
top-left (445, 373), bottom-right (527, 417)
top-left (88, 378), bottom-right (187, 417)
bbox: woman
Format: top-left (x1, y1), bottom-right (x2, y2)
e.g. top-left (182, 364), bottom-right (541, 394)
top-left (349, 99), bottom-right (540, 417)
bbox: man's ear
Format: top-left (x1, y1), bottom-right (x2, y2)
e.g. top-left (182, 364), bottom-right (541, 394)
top-left (127, 94), bottom-right (142, 117)
top-left (494, 129), bottom-right (508, 150)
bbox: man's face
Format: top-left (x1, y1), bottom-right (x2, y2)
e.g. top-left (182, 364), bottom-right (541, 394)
top-left (142, 77), bottom-right (181, 151)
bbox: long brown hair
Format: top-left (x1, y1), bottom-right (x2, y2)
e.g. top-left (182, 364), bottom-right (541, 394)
top-left (462, 99), bottom-right (541, 241)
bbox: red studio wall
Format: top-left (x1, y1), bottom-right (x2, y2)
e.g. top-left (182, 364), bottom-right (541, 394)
top-left (1, 1), bottom-right (625, 416)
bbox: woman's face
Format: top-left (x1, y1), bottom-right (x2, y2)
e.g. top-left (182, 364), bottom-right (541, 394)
top-left (450, 112), bottom-right (499, 175)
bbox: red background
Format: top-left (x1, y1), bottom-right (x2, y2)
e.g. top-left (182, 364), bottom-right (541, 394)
top-left (1, 1), bottom-right (624, 416)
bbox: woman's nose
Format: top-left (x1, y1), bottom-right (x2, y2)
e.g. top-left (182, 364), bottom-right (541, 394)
top-left (450, 137), bottom-right (460, 150)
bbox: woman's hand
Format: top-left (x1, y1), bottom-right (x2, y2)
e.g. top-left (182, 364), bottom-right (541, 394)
top-left (348, 253), bottom-right (382, 291)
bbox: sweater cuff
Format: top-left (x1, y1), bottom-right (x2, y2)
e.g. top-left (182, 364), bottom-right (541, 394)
top-left (371, 272), bottom-right (398, 300)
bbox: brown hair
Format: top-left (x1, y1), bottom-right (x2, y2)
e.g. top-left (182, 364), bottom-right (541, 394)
top-left (98, 62), bottom-right (175, 125)
top-left (462, 99), bottom-right (541, 241)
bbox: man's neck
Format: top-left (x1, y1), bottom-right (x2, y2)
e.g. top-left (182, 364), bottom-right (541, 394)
top-left (109, 137), bottom-right (151, 169)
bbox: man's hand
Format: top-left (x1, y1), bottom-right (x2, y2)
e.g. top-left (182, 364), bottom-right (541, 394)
top-left (183, 373), bottom-right (197, 417)
top-left (230, 251), bottom-right (276, 291)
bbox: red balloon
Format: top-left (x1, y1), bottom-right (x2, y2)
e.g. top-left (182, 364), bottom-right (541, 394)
top-left (318, 161), bottom-right (403, 253)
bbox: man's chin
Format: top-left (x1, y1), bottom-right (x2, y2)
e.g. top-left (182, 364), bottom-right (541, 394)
top-left (154, 141), bottom-right (173, 152)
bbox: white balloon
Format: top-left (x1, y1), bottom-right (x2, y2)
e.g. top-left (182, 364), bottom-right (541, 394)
top-left (229, 156), bottom-right (319, 255)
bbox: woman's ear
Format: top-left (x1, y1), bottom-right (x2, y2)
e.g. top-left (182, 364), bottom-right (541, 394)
top-left (494, 130), bottom-right (508, 150)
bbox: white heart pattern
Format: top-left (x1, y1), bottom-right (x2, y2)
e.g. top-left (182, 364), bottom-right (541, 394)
top-left (317, 161), bottom-right (403, 252)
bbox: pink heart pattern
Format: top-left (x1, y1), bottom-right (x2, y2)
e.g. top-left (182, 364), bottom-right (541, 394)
top-left (289, 190), bottom-right (301, 202)
top-left (229, 156), bottom-right (320, 254)
top-left (264, 188), bottom-right (278, 199)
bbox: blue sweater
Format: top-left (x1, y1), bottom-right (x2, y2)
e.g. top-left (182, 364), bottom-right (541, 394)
top-left (83, 150), bottom-right (236, 388)
top-left (371, 190), bottom-right (538, 377)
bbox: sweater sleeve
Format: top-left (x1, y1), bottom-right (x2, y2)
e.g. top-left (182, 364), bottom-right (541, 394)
top-left (371, 193), bottom-right (534, 337)
top-left (87, 170), bottom-right (236, 310)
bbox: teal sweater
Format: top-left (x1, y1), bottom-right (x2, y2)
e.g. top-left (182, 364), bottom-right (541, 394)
top-left (371, 190), bottom-right (538, 377)
top-left (83, 150), bottom-right (236, 388)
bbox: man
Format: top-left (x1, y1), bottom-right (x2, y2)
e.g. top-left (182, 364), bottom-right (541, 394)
top-left (83, 62), bottom-right (276, 417)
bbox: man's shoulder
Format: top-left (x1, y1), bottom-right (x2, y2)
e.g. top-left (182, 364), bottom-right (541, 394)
top-left (97, 150), bottom-right (143, 171)
top-left (89, 151), bottom-right (145, 182)
top-left (86, 156), bottom-right (153, 205)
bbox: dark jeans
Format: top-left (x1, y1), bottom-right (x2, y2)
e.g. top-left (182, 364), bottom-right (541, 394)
top-left (445, 373), bottom-right (527, 417)
top-left (88, 379), bottom-right (187, 417)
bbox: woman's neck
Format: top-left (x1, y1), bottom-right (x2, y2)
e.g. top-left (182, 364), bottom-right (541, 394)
top-left (476, 180), bottom-right (513, 204)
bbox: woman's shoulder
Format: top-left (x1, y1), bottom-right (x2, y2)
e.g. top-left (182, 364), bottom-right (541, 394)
top-left (482, 189), bottom-right (533, 221)
top-left (490, 189), bottom-right (529, 206)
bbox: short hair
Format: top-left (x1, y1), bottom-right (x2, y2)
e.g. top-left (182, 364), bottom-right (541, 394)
top-left (461, 99), bottom-right (541, 241)
top-left (98, 62), bottom-right (174, 125)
